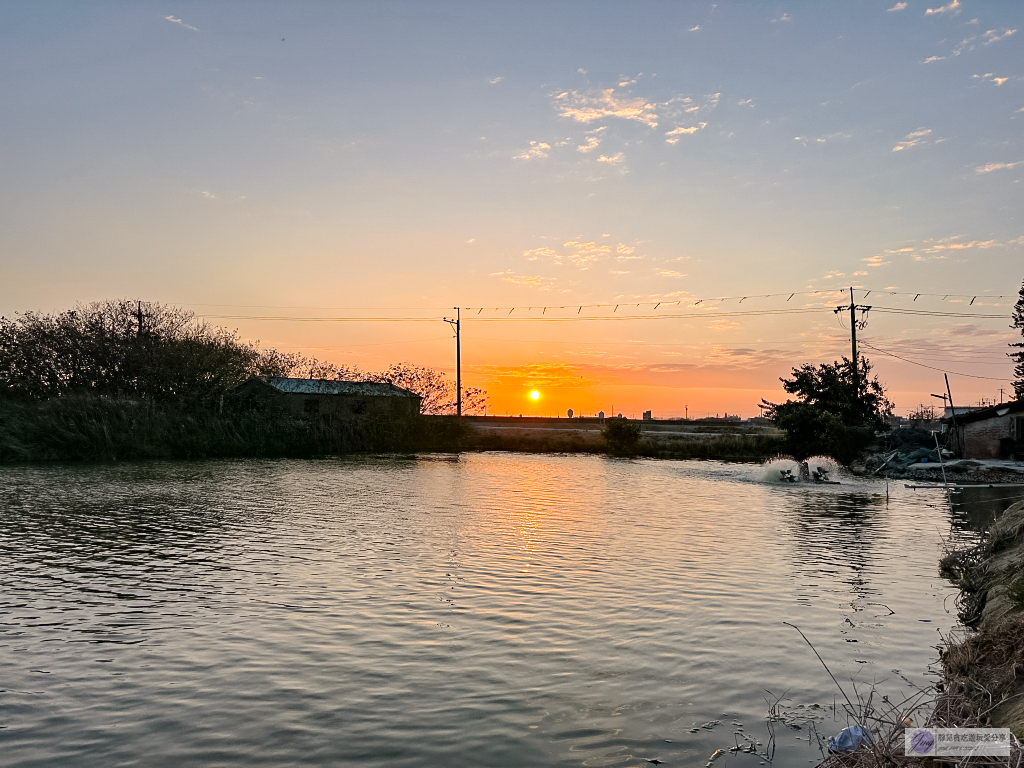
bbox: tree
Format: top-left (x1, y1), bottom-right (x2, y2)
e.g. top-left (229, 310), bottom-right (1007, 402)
top-left (603, 417), bottom-right (642, 455)
top-left (1012, 279), bottom-right (1024, 401)
top-left (762, 356), bottom-right (892, 463)
top-left (370, 363), bottom-right (488, 415)
top-left (0, 300), bottom-right (292, 405)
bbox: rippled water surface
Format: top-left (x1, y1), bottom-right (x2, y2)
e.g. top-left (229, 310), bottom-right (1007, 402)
top-left (0, 454), bottom-right (973, 767)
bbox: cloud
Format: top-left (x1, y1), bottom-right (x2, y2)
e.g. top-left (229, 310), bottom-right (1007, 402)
top-left (976, 160), bottom-right (1022, 173)
top-left (489, 270), bottom-right (556, 289)
top-left (864, 254), bottom-right (891, 268)
top-left (522, 239), bottom-right (642, 268)
top-left (665, 123), bottom-right (706, 143)
top-left (488, 76), bottom-right (504, 84)
top-left (925, 0), bottom-right (960, 14)
top-left (514, 141), bottom-right (551, 160)
top-left (973, 72), bottom-right (1010, 85)
top-left (577, 136), bottom-right (601, 153)
top-left (658, 270), bottom-right (686, 278)
top-left (923, 55), bottom-right (945, 63)
top-left (523, 247), bottom-right (557, 260)
top-left (597, 152), bottom-right (625, 164)
top-left (164, 15), bottom-right (199, 31)
top-left (945, 324), bottom-right (1006, 337)
top-left (888, 1), bottom-right (907, 9)
top-left (772, 12), bottom-right (792, 22)
top-left (983, 28), bottom-right (1016, 44)
top-left (554, 87), bottom-right (718, 132)
top-left (689, 25), bottom-right (700, 31)
top-left (556, 88), bottom-right (659, 128)
top-left (892, 127), bottom-right (932, 151)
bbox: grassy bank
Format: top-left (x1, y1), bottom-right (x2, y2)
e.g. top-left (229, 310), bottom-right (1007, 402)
top-left (936, 499), bottom-right (1024, 739)
top-left (0, 396), bottom-right (467, 462)
top-left (459, 422), bottom-right (785, 461)
top-left (0, 397), bottom-right (787, 463)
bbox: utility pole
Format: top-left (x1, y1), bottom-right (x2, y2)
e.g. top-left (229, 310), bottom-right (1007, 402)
top-left (443, 307), bottom-right (462, 416)
top-left (835, 287), bottom-right (871, 396)
top-left (945, 373), bottom-right (959, 458)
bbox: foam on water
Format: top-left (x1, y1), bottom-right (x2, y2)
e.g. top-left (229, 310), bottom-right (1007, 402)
top-left (758, 454), bottom-right (845, 484)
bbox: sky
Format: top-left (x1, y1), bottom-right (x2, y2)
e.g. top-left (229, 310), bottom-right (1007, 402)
top-left (1, 0), bottom-right (1022, 417)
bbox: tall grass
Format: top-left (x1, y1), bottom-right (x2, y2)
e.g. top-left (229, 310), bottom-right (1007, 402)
top-left (0, 396), bottom-right (468, 462)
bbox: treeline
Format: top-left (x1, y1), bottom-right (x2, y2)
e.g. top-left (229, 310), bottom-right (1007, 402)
top-left (0, 300), bottom-right (295, 405)
top-left (0, 300), bottom-right (483, 462)
top-left (0, 299), bottom-right (486, 414)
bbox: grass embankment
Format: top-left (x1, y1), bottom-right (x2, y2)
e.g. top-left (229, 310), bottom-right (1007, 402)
top-left (937, 499), bottom-right (1024, 739)
top-left (0, 397), bottom-right (786, 463)
top-left (0, 396), bottom-right (466, 462)
top-left (460, 422), bottom-right (786, 460)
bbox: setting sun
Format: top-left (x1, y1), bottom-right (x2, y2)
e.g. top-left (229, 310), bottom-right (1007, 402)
top-left (529, 390), bottom-right (540, 400)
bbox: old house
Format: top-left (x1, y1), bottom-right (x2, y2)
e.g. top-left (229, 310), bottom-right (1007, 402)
top-left (946, 401), bottom-right (1024, 460)
top-left (230, 377), bottom-right (421, 420)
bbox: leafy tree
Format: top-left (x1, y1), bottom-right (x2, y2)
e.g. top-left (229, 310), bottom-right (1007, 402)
top-left (603, 418), bottom-right (642, 455)
top-left (1012, 279), bottom-right (1024, 400)
top-left (0, 300), bottom-right (490, 416)
top-left (762, 356), bottom-right (892, 463)
top-left (0, 300), bottom-right (292, 405)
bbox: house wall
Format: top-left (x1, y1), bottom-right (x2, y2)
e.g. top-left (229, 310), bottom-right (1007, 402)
top-left (960, 414), bottom-right (1014, 459)
top-left (286, 393), bottom-right (420, 419)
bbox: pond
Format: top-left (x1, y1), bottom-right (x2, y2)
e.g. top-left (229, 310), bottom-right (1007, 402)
top-left (0, 454), bottom-right (975, 767)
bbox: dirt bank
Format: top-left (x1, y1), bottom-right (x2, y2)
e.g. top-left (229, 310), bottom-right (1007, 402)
top-left (937, 499), bottom-right (1024, 739)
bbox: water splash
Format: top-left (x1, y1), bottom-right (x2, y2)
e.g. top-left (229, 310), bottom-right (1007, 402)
top-left (759, 455), bottom-right (844, 484)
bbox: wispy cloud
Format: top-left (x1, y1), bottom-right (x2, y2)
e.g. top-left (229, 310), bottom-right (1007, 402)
top-left (489, 270), bottom-right (557, 289)
top-left (892, 127), bottom-right (932, 151)
top-left (164, 15), bottom-right (199, 31)
top-left (597, 152), bottom-right (625, 164)
top-left (973, 72), bottom-right (1011, 85)
top-left (522, 239), bottom-right (643, 268)
top-left (658, 270), bottom-right (687, 278)
top-left (923, 55), bottom-right (945, 63)
top-left (983, 28), bottom-right (1016, 44)
top-left (864, 254), bottom-right (892, 268)
top-left (577, 136), bottom-right (601, 153)
top-left (665, 123), bottom-right (706, 143)
top-left (554, 87), bottom-right (719, 133)
top-left (976, 160), bottom-right (1022, 173)
top-left (772, 12), bottom-right (792, 22)
top-left (925, 0), bottom-right (960, 15)
top-left (556, 88), bottom-right (660, 128)
top-left (689, 24), bottom-right (700, 31)
top-left (888, 1), bottom-right (907, 10)
top-left (488, 76), bottom-right (504, 84)
top-left (514, 141), bottom-right (551, 160)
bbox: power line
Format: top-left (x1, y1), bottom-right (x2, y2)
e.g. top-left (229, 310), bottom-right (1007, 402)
top-left (860, 341), bottom-right (1013, 382)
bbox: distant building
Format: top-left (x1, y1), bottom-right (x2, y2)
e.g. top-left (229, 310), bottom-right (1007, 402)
top-left (945, 401), bottom-right (1024, 460)
top-left (642, 410), bottom-right (652, 421)
top-left (230, 377), bottom-right (421, 419)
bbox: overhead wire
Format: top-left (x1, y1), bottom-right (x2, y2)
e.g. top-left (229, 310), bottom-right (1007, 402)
top-left (860, 341), bottom-right (1013, 382)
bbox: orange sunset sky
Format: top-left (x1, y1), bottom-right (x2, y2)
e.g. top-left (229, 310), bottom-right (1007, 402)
top-left (1, 2), bottom-right (1021, 417)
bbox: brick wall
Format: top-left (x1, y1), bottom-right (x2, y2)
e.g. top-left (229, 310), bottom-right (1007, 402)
top-left (961, 414), bottom-right (1013, 459)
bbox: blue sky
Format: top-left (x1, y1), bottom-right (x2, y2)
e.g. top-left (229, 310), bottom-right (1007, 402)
top-left (1, 1), bottom-right (1021, 415)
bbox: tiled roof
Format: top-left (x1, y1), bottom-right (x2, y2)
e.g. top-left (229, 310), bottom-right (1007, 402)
top-left (259, 377), bottom-right (419, 398)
